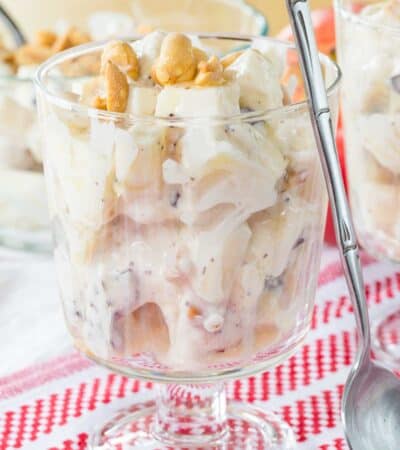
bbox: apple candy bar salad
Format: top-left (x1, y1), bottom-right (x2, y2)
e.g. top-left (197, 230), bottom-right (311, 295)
top-left (0, 26), bottom-right (100, 248)
top-left (43, 32), bottom-right (328, 371)
top-left (339, 0), bottom-right (400, 259)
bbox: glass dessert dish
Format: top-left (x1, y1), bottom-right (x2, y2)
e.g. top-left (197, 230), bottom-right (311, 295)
top-left (130, 0), bottom-right (268, 35)
top-left (2, 0), bottom-right (268, 38)
top-left (335, 0), bottom-right (400, 368)
top-left (0, 73), bottom-right (51, 251)
top-left (0, 25), bottom-right (99, 252)
top-left (35, 33), bottom-right (340, 449)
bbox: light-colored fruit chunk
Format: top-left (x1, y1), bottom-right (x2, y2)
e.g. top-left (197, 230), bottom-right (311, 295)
top-left (228, 49), bottom-right (283, 110)
top-left (155, 82), bottom-right (240, 117)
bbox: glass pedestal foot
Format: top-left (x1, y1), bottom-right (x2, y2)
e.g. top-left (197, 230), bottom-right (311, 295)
top-left (372, 308), bottom-right (400, 370)
top-left (90, 384), bottom-right (295, 450)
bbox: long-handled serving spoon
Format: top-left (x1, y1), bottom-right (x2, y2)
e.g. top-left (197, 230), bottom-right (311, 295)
top-left (0, 3), bottom-right (26, 47)
top-left (286, 1), bottom-right (400, 449)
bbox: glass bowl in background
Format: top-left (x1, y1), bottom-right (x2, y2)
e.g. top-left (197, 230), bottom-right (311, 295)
top-left (0, 74), bottom-right (52, 251)
top-left (335, 0), bottom-right (400, 368)
top-left (35, 35), bottom-right (340, 449)
top-left (0, 0), bottom-right (267, 253)
top-left (2, 0), bottom-right (268, 38)
top-left (130, 0), bottom-right (268, 35)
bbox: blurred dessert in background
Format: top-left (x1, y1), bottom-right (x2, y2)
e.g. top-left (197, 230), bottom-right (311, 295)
top-left (0, 21), bottom-right (102, 250)
top-left (1, 0), bottom-right (267, 38)
top-left (338, 0), bottom-right (400, 259)
top-left (0, 25), bottom-right (93, 250)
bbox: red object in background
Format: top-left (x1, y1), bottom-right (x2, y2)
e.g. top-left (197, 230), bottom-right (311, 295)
top-left (324, 123), bottom-right (347, 245)
top-left (277, 7), bottom-right (336, 56)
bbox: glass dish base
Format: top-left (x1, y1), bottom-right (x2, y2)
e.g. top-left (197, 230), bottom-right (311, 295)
top-left (372, 307), bottom-right (400, 370)
top-left (90, 399), bottom-right (296, 450)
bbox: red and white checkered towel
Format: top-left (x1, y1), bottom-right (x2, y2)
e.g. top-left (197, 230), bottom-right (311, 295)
top-left (0, 250), bottom-right (399, 450)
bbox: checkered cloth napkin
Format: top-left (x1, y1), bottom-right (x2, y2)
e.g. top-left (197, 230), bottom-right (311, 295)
top-left (0, 249), bottom-right (398, 450)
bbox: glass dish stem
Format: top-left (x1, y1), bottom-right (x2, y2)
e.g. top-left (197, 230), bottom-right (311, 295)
top-left (154, 383), bottom-right (228, 446)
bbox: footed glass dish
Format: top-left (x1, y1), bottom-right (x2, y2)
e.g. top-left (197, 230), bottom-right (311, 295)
top-left (335, 0), bottom-right (400, 368)
top-left (35, 33), bottom-right (340, 449)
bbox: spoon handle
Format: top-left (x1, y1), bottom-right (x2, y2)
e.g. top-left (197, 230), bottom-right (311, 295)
top-left (285, 0), bottom-right (371, 352)
top-left (0, 4), bottom-right (26, 46)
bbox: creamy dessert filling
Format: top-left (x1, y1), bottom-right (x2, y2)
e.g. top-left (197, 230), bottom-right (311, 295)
top-left (42, 32), bottom-right (326, 370)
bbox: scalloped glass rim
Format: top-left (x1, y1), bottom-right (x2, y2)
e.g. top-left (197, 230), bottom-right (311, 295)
top-left (34, 33), bottom-right (341, 126)
top-left (335, 0), bottom-right (400, 35)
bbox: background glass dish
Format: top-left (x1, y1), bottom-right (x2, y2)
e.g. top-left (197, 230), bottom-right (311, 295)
top-left (0, 0), bottom-right (267, 253)
top-left (2, 0), bottom-right (268, 38)
top-left (130, 0), bottom-right (268, 35)
top-left (335, 0), bottom-right (400, 368)
top-left (35, 35), bottom-right (340, 449)
top-left (0, 75), bottom-right (52, 252)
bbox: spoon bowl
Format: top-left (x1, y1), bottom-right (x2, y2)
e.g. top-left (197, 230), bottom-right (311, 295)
top-left (343, 356), bottom-right (400, 450)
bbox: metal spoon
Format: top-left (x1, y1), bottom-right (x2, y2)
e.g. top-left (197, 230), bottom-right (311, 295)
top-left (0, 3), bottom-right (26, 47)
top-left (286, 1), bottom-right (400, 449)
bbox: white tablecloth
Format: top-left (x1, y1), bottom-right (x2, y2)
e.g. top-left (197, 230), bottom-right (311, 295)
top-left (0, 249), bottom-right (70, 376)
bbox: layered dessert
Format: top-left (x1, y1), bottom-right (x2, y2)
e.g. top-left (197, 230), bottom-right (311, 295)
top-left (0, 25), bottom-right (92, 248)
top-left (41, 33), bottom-right (329, 372)
top-left (337, 0), bottom-right (400, 259)
top-left (0, 12), bottom-right (138, 249)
